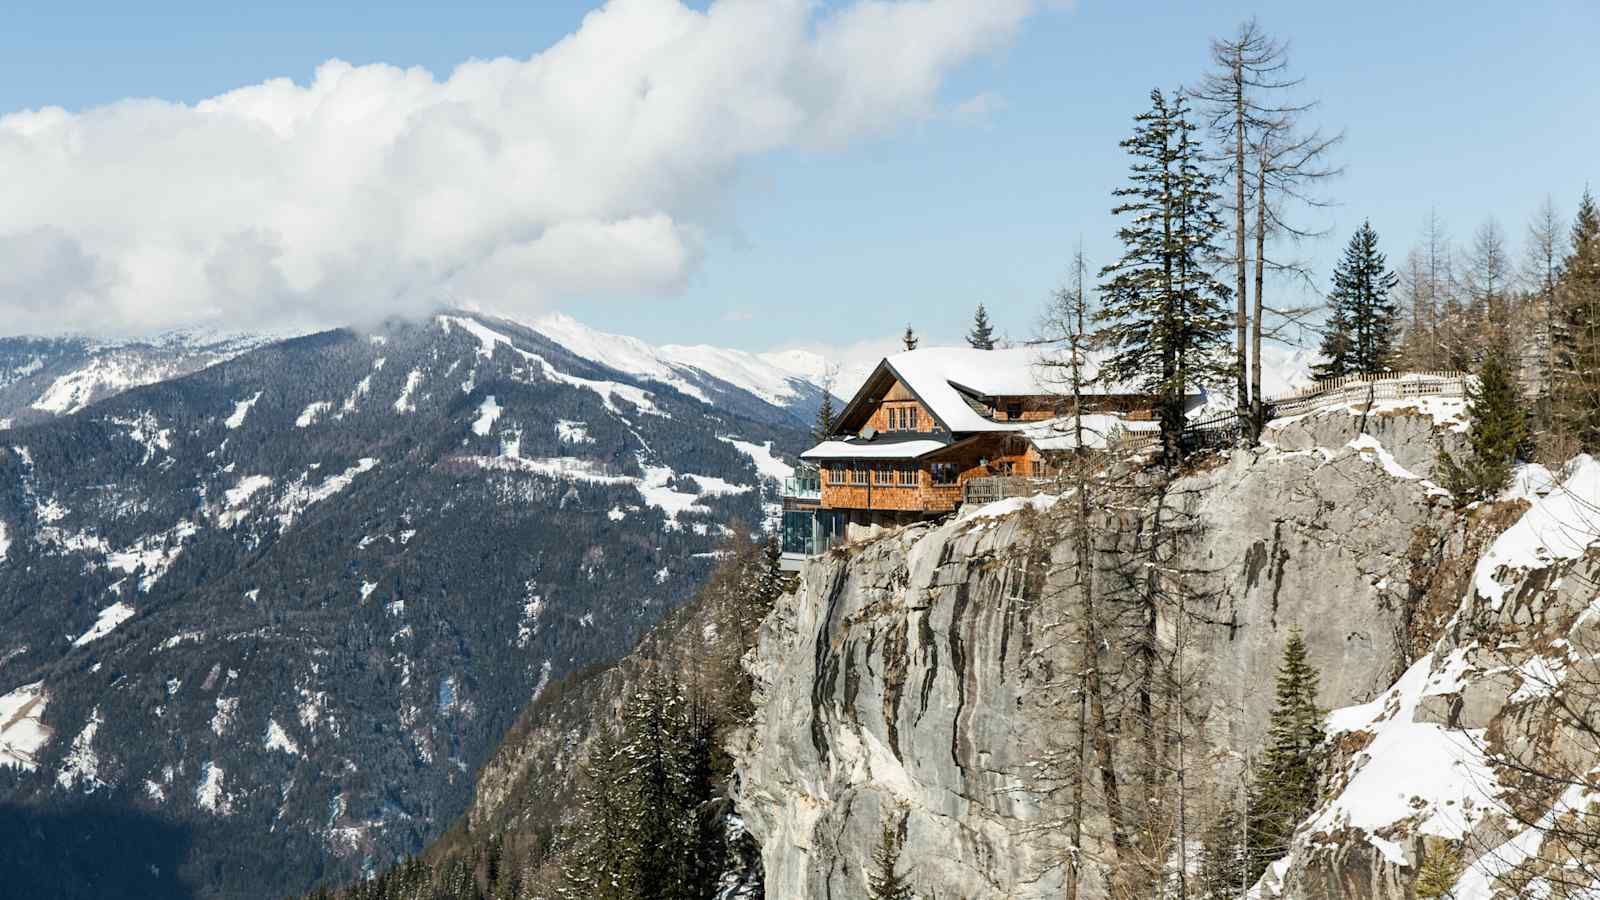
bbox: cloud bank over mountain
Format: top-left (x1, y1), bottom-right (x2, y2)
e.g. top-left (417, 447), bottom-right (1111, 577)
top-left (0, 0), bottom-right (1036, 336)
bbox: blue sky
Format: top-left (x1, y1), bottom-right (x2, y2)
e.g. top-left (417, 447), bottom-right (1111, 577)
top-left (2, 0), bottom-right (1596, 359)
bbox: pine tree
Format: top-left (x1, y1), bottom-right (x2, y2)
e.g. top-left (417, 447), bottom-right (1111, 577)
top-left (967, 304), bottom-right (996, 349)
top-left (1096, 88), bottom-right (1236, 461)
top-left (1553, 188), bottom-right (1600, 452)
top-left (867, 821), bottom-right (914, 900)
top-left (1437, 345), bottom-right (1529, 504)
top-left (1246, 628), bottom-right (1325, 882)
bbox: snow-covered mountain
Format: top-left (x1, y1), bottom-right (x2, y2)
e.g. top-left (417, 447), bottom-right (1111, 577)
top-left (0, 311), bottom-right (810, 899)
top-left (0, 314), bottom-right (833, 433)
top-left (527, 312), bottom-right (830, 424)
top-left (0, 330), bottom-right (278, 427)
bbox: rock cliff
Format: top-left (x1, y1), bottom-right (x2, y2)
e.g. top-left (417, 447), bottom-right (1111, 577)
top-left (733, 404), bottom-right (1494, 898)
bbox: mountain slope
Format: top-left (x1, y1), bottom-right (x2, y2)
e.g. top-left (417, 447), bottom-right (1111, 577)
top-left (0, 312), bottom-right (808, 899)
top-left (0, 330), bottom-right (275, 428)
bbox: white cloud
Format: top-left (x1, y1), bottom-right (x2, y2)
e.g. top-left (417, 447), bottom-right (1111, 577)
top-left (0, 0), bottom-right (1038, 336)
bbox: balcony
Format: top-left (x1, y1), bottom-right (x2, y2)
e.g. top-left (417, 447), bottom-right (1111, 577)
top-left (783, 474), bottom-right (822, 502)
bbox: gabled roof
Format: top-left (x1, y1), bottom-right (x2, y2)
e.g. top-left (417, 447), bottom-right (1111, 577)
top-left (834, 346), bottom-right (1142, 436)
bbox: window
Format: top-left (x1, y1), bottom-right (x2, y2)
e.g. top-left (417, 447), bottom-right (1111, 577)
top-left (850, 464), bottom-right (869, 486)
top-left (907, 407), bottom-right (919, 430)
top-left (931, 463), bottom-right (958, 485)
top-left (890, 407), bottom-right (902, 431)
top-left (874, 463), bottom-right (897, 486)
top-left (827, 464), bottom-right (847, 485)
top-left (1006, 402), bottom-right (1022, 421)
top-left (898, 465), bottom-right (918, 486)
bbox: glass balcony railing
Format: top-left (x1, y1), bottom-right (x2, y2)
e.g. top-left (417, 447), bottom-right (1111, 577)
top-left (783, 475), bottom-right (822, 500)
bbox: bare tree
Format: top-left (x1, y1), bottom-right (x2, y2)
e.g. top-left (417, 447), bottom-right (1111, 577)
top-left (1193, 18), bottom-right (1342, 442)
top-left (1463, 218), bottom-right (1519, 342)
top-left (1525, 196), bottom-right (1566, 412)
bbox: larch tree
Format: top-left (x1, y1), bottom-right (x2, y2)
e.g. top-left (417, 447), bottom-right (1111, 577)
top-left (1554, 188), bottom-right (1600, 453)
top-left (1523, 196), bottom-right (1566, 414)
top-left (1314, 221), bottom-right (1399, 378)
top-left (967, 303), bottom-right (997, 349)
top-left (1193, 18), bottom-right (1341, 442)
top-left (1463, 218), bottom-right (1518, 344)
top-left (1095, 87), bottom-right (1235, 463)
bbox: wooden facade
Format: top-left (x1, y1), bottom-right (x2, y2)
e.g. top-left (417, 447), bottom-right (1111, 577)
top-left (817, 433), bottom-right (1045, 515)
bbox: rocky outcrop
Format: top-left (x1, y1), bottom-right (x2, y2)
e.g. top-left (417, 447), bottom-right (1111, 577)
top-left (1262, 456), bottom-right (1600, 900)
top-left (733, 409), bottom-right (1472, 899)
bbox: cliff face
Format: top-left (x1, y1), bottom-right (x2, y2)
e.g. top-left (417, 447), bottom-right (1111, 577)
top-left (1262, 455), bottom-right (1600, 900)
top-left (733, 407), bottom-right (1470, 899)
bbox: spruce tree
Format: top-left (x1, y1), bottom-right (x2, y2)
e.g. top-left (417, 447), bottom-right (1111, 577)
top-left (812, 391), bottom-right (836, 445)
top-left (902, 325), bottom-right (919, 351)
top-left (866, 821), bottom-right (914, 900)
top-left (967, 303), bottom-right (997, 349)
top-left (1312, 299), bottom-right (1353, 381)
top-left (1316, 222), bottom-right (1399, 378)
top-left (1554, 188), bottom-right (1600, 452)
top-left (1437, 345), bottom-right (1529, 504)
top-left (1096, 88), bottom-right (1236, 461)
top-left (1246, 628), bottom-right (1324, 882)
top-left (1414, 845), bottom-right (1462, 899)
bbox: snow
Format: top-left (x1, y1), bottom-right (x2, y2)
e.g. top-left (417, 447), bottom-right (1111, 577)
top-left (393, 369), bottom-right (424, 413)
top-left (0, 519), bottom-right (9, 562)
top-left (295, 401), bottom-right (332, 427)
top-left (0, 682), bottom-right (51, 771)
top-left (439, 315), bottom-right (665, 416)
top-left (359, 580), bottom-right (378, 603)
top-left (1503, 462), bottom-right (1558, 502)
top-left (31, 355), bottom-right (187, 415)
top-left (210, 696), bottom-right (238, 737)
top-left (1022, 414), bottom-right (1146, 451)
top-left (471, 395), bottom-right (501, 436)
top-left (265, 720), bottom-right (301, 756)
top-left (534, 311), bottom-right (822, 407)
top-left (556, 419), bottom-right (593, 444)
top-left (275, 458), bottom-right (381, 531)
top-left (1314, 655), bottom-right (1500, 850)
top-left (1347, 434), bottom-right (1423, 481)
top-left (472, 454), bottom-right (633, 484)
top-left (195, 761), bottom-right (230, 814)
top-left (105, 520), bottom-right (198, 592)
top-left (607, 506), bottom-right (627, 521)
top-left (957, 492), bottom-right (1064, 523)
top-left (802, 438), bottom-right (950, 461)
top-left (72, 601), bottom-right (136, 647)
top-left (1473, 455), bottom-right (1600, 609)
top-left (220, 474), bottom-right (273, 526)
top-left (109, 411), bottom-right (174, 465)
top-left (722, 438), bottom-right (795, 481)
top-left (637, 464), bottom-right (713, 526)
top-left (225, 391), bottom-right (262, 429)
top-left (56, 708), bottom-right (104, 792)
top-left (341, 374), bottom-right (372, 414)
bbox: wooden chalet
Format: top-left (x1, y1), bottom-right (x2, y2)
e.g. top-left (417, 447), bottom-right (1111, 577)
top-left (780, 347), bottom-right (1174, 558)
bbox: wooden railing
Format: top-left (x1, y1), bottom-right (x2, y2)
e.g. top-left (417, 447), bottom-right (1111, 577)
top-left (1265, 372), bottom-right (1467, 418)
top-left (963, 476), bottom-right (1059, 506)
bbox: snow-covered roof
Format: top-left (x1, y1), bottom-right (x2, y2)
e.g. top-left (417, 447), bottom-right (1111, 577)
top-left (840, 346), bottom-right (1147, 435)
top-left (1021, 415), bottom-right (1158, 451)
top-left (800, 438), bottom-right (951, 461)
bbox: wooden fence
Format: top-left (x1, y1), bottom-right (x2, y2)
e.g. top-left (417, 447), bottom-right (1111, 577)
top-left (1264, 371), bottom-right (1467, 418)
